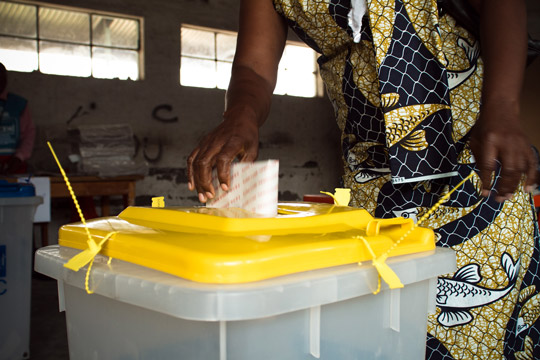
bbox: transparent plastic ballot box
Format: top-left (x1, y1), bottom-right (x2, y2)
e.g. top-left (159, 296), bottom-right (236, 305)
top-left (35, 246), bottom-right (455, 360)
top-left (34, 202), bottom-right (456, 360)
top-left (0, 191), bottom-right (42, 360)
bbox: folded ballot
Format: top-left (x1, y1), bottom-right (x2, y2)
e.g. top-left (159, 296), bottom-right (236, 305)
top-left (206, 160), bottom-right (279, 217)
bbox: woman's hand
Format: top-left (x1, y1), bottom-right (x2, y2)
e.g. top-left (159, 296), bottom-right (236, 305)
top-left (469, 99), bottom-right (537, 201)
top-left (187, 109), bottom-right (260, 203)
top-left (468, 0), bottom-right (534, 201)
top-left (186, 0), bottom-right (287, 203)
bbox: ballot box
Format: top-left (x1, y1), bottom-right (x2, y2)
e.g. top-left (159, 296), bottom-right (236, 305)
top-left (0, 181), bottom-right (41, 360)
top-left (34, 202), bottom-right (456, 359)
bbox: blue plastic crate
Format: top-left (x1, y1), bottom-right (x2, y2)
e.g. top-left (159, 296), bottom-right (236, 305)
top-left (0, 180), bottom-right (35, 197)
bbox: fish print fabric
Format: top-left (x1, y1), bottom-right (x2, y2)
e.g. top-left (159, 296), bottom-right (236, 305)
top-left (272, 0), bottom-right (540, 358)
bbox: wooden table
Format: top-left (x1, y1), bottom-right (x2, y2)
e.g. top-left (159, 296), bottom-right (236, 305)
top-left (39, 175), bottom-right (144, 246)
top-left (50, 175), bottom-right (143, 217)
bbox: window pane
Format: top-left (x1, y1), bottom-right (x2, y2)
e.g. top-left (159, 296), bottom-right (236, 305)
top-left (0, 2), bottom-right (36, 37)
top-left (274, 69), bottom-right (287, 95)
top-left (181, 28), bottom-right (214, 60)
top-left (0, 36), bottom-right (38, 72)
top-left (92, 46), bottom-right (139, 80)
top-left (39, 40), bottom-right (91, 77)
top-left (275, 44), bottom-right (317, 97)
top-left (92, 15), bottom-right (139, 49)
top-left (275, 68), bottom-right (317, 97)
top-left (216, 61), bottom-right (232, 90)
top-left (39, 7), bottom-right (90, 44)
top-left (282, 45), bottom-right (316, 72)
top-left (216, 33), bottom-right (236, 62)
top-left (180, 57), bottom-right (216, 88)
top-left (280, 69), bottom-right (317, 97)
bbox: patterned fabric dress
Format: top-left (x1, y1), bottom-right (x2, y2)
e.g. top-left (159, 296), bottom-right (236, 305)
top-left (272, 0), bottom-right (540, 358)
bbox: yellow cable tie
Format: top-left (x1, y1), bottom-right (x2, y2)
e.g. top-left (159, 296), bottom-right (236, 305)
top-left (358, 171), bottom-right (474, 294)
top-left (64, 232), bottom-right (117, 272)
top-left (47, 142), bottom-right (94, 245)
top-left (84, 259), bottom-right (95, 294)
top-left (47, 141), bottom-right (118, 275)
top-left (357, 236), bottom-right (399, 294)
top-left (320, 188), bottom-right (351, 206)
top-left (80, 231), bottom-right (117, 294)
top-left (380, 171), bottom-right (475, 260)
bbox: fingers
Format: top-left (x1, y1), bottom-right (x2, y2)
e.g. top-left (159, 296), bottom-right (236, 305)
top-left (495, 145), bottom-right (525, 201)
top-left (189, 142), bottom-right (221, 203)
top-left (186, 148), bottom-right (199, 191)
top-left (525, 147), bottom-right (538, 192)
top-left (187, 134), bottom-right (258, 203)
top-left (473, 133), bottom-right (537, 202)
top-left (473, 137), bottom-right (497, 198)
top-left (214, 138), bottom-right (259, 190)
top-left (187, 146), bottom-right (216, 202)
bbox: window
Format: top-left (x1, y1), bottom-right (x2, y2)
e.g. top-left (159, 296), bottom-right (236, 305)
top-left (180, 25), bottom-right (321, 98)
top-left (0, 1), bottom-right (142, 80)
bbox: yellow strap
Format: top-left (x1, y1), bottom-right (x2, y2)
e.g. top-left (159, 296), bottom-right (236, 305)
top-left (64, 231), bottom-right (117, 272)
top-left (378, 171), bottom-right (475, 261)
top-left (48, 141), bottom-right (116, 288)
top-left (47, 142), bottom-right (95, 247)
top-left (358, 236), bottom-right (401, 294)
top-left (320, 188), bottom-right (351, 206)
top-left (357, 172), bottom-right (474, 294)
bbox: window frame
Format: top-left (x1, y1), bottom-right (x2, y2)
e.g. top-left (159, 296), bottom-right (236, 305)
top-left (0, 0), bottom-right (145, 80)
top-left (180, 24), bottom-right (323, 98)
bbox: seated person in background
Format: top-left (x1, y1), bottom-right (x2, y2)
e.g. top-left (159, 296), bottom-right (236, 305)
top-left (0, 62), bottom-right (35, 175)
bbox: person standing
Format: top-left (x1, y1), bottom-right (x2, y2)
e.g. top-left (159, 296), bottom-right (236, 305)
top-left (188, 0), bottom-right (540, 358)
top-left (0, 62), bottom-right (35, 174)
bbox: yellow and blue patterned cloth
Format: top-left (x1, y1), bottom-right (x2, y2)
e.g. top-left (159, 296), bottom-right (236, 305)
top-left (273, 0), bottom-right (540, 358)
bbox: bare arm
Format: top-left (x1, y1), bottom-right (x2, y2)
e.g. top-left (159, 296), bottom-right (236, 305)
top-left (187, 0), bottom-right (287, 202)
top-left (468, 0), bottom-right (536, 201)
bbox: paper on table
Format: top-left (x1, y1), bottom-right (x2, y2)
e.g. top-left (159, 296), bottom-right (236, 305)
top-left (206, 160), bottom-right (279, 217)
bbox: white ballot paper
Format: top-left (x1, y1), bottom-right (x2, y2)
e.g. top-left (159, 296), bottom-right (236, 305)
top-left (206, 160), bottom-right (279, 217)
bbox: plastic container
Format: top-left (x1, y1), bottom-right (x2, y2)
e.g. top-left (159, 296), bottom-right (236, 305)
top-left (35, 244), bottom-right (455, 360)
top-left (0, 180), bottom-right (35, 198)
top-left (0, 195), bottom-right (42, 360)
top-left (56, 202), bottom-right (436, 284)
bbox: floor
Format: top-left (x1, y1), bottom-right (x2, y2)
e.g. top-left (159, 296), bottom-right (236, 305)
top-left (30, 271), bottom-right (70, 359)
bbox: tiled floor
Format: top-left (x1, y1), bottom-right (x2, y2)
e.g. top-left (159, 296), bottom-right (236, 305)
top-left (30, 272), bottom-right (69, 359)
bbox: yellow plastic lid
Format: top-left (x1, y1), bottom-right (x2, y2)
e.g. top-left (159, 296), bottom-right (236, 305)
top-left (58, 202), bottom-right (435, 284)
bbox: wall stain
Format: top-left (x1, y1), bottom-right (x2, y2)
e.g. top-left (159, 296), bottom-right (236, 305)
top-left (149, 167), bottom-right (188, 184)
top-left (186, 195), bottom-right (200, 202)
top-left (279, 190), bottom-right (300, 201)
top-left (261, 131), bottom-right (294, 148)
top-left (67, 102), bottom-right (97, 125)
top-left (135, 195), bottom-right (154, 207)
top-left (298, 161), bottom-right (318, 168)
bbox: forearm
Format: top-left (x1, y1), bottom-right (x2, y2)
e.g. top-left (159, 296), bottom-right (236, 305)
top-left (224, 0), bottom-right (287, 127)
top-left (477, 0), bottom-right (527, 109)
top-left (224, 64), bottom-right (275, 128)
top-left (467, 0), bottom-right (536, 198)
top-left (187, 0), bottom-right (287, 200)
